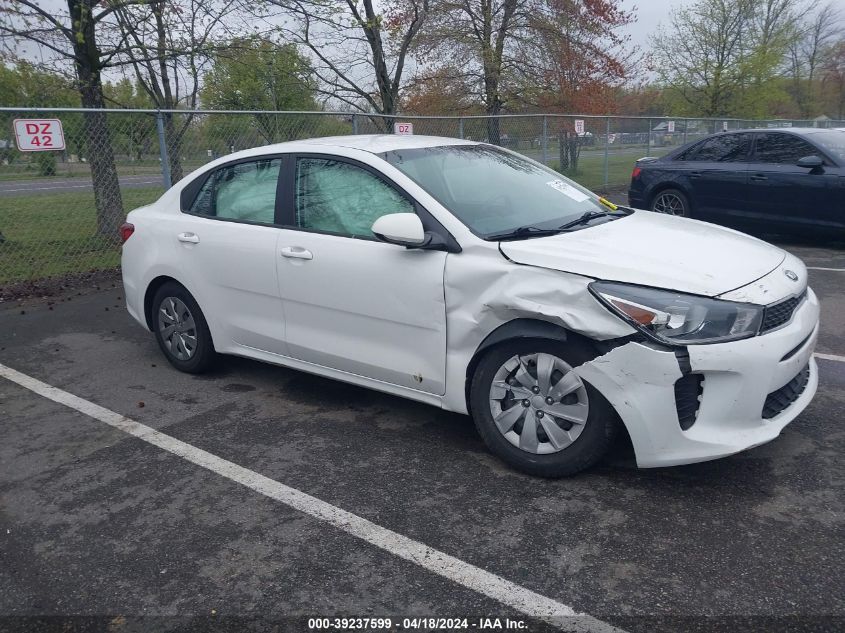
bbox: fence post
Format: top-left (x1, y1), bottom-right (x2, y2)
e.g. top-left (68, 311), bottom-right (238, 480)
top-left (603, 117), bottom-right (610, 188)
top-left (542, 116), bottom-right (548, 165)
top-left (646, 118), bottom-right (651, 155)
top-left (683, 119), bottom-right (688, 146)
top-left (352, 114), bottom-right (359, 135)
top-left (459, 117), bottom-right (464, 139)
top-left (156, 112), bottom-right (172, 190)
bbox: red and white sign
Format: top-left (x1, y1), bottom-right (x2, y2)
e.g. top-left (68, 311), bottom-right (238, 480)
top-left (574, 119), bottom-right (585, 135)
top-left (394, 122), bottom-right (413, 135)
top-left (13, 118), bottom-right (65, 151)
top-left (667, 120), bottom-right (675, 133)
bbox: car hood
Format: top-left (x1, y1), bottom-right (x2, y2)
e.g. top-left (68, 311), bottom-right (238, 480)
top-left (498, 211), bottom-right (786, 297)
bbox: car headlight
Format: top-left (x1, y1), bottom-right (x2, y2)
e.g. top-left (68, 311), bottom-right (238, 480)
top-left (590, 281), bottom-right (764, 345)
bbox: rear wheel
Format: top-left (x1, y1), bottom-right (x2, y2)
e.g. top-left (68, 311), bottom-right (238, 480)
top-left (651, 188), bottom-right (691, 217)
top-left (469, 339), bottom-right (618, 477)
top-left (152, 282), bottom-right (216, 373)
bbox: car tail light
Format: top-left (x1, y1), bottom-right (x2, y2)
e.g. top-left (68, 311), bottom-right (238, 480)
top-left (120, 222), bottom-right (135, 244)
top-left (631, 166), bottom-right (642, 179)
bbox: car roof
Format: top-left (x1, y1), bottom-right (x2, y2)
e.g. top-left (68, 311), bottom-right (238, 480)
top-left (263, 134), bottom-right (478, 155)
top-left (725, 127), bottom-right (842, 136)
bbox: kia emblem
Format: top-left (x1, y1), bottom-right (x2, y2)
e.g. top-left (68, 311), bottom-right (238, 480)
top-left (784, 269), bottom-right (799, 281)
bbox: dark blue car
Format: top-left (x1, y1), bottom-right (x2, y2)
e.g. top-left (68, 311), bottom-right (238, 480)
top-left (628, 128), bottom-right (845, 234)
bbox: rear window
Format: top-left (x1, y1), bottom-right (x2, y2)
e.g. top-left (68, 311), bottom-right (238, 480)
top-left (679, 134), bottom-right (751, 162)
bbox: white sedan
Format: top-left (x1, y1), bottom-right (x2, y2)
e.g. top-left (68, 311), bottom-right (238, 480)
top-left (121, 135), bottom-right (819, 477)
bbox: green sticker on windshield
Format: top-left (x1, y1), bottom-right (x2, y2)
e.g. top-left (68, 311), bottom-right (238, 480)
top-left (546, 179), bottom-right (589, 202)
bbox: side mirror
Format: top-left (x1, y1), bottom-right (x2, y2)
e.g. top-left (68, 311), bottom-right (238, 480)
top-left (796, 155), bottom-right (823, 169)
top-left (372, 213), bottom-right (428, 248)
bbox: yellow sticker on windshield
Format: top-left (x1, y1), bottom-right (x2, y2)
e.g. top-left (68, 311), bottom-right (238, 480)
top-left (546, 179), bottom-right (589, 203)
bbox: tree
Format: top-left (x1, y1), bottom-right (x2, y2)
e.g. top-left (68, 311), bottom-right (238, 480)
top-left (788, 3), bottom-right (842, 117)
top-left (0, 0), bottom-right (144, 236)
top-left (413, 0), bottom-right (528, 142)
top-left (104, 78), bottom-right (157, 161)
top-left (651, 0), bottom-right (801, 118)
top-left (256, 0), bottom-right (429, 123)
top-left (112, 0), bottom-right (240, 182)
top-left (518, 0), bottom-right (635, 111)
top-left (821, 39), bottom-right (845, 118)
top-left (412, 0), bottom-right (635, 143)
top-left (201, 37), bottom-right (319, 144)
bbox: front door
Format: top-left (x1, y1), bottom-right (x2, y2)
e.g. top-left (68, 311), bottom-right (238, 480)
top-left (276, 155), bottom-right (449, 395)
top-left (747, 132), bottom-right (841, 229)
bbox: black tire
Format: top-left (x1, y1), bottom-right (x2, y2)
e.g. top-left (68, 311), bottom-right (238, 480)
top-left (650, 188), bottom-right (692, 217)
top-left (151, 281), bottom-right (216, 374)
top-left (469, 338), bottom-right (619, 478)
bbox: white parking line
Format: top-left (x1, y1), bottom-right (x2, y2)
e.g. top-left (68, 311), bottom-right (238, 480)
top-left (0, 362), bottom-right (622, 633)
top-left (815, 352), bottom-right (845, 363)
top-left (807, 267), bottom-right (845, 272)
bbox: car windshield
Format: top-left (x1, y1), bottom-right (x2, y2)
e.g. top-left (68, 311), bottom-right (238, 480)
top-left (809, 130), bottom-right (845, 162)
top-left (380, 144), bottom-right (614, 238)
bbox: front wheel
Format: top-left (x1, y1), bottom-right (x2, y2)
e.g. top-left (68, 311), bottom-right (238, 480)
top-left (469, 339), bottom-right (619, 478)
top-left (651, 188), bottom-right (691, 217)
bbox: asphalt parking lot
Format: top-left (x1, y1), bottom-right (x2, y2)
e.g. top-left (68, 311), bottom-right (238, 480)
top-left (1, 235), bottom-right (843, 633)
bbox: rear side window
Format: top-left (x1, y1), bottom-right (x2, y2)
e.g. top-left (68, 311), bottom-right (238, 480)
top-left (189, 158), bottom-right (281, 224)
top-left (754, 133), bottom-right (820, 164)
top-left (681, 134), bottom-right (751, 162)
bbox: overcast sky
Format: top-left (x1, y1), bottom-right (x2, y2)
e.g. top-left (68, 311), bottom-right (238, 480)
top-left (620, 0), bottom-right (696, 50)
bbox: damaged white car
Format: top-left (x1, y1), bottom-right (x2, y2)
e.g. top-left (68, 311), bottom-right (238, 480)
top-left (121, 135), bottom-right (819, 477)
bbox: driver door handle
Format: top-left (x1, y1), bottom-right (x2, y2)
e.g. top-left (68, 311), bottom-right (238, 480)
top-left (750, 174), bottom-right (768, 181)
top-left (177, 232), bottom-right (200, 244)
top-left (280, 246), bottom-right (313, 260)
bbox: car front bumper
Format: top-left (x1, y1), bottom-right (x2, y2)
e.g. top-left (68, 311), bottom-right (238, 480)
top-left (574, 288), bottom-right (820, 468)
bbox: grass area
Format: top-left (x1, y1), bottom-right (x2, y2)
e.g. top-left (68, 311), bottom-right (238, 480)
top-left (555, 152), bottom-right (641, 191)
top-left (0, 188), bottom-right (163, 285)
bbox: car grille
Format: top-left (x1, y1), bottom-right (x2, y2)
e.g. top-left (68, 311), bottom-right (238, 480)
top-left (674, 373), bottom-right (704, 430)
top-left (760, 290), bottom-right (806, 333)
top-left (762, 364), bottom-right (810, 419)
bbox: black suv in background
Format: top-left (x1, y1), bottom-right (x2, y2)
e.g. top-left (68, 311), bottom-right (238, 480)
top-left (628, 128), bottom-right (844, 234)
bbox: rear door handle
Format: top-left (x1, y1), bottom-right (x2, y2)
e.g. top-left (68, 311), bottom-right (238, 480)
top-left (750, 174), bottom-right (768, 181)
top-left (689, 171), bottom-right (702, 178)
top-left (280, 246), bottom-right (313, 260)
top-left (177, 232), bottom-right (200, 244)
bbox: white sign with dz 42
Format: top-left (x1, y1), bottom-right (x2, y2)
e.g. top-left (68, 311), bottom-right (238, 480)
top-left (13, 119), bottom-right (66, 152)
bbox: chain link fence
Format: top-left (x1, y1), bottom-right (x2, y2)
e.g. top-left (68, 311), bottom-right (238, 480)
top-left (1, 107), bottom-right (843, 288)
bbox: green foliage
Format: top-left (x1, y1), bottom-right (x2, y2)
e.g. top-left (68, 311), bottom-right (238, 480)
top-left (0, 62), bottom-right (79, 108)
top-left (35, 152), bottom-right (56, 176)
top-left (651, 0), bottom-right (802, 118)
top-left (202, 37), bottom-right (320, 144)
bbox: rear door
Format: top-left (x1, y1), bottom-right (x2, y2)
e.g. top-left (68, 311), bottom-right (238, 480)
top-left (677, 133), bottom-right (752, 220)
top-left (175, 156), bottom-right (287, 355)
top-left (747, 132), bottom-right (840, 229)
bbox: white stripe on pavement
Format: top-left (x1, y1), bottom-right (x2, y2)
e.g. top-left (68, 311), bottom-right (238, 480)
top-left (807, 267), bottom-right (845, 272)
top-left (0, 362), bottom-right (623, 633)
top-left (815, 352), bottom-right (845, 363)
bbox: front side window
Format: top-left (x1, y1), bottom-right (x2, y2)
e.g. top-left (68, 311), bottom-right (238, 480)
top-left (190, 158), bottom-right (281, 224)
top-left (754, 133), bottom-right (819, 164)
top-left (381, 144), bottom-right (610, 237)
top-left (295, 158), bottom-right (414, 238)
top-left (681, 134), bottom-right (750, 162)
